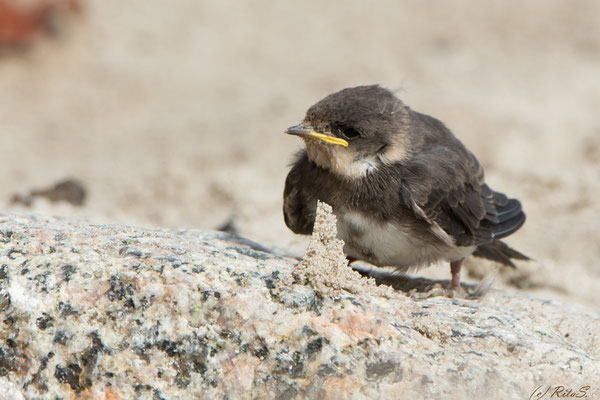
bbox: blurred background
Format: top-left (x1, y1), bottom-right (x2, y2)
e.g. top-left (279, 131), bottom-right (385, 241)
top-left (1, 0), bottom-right (599, 307)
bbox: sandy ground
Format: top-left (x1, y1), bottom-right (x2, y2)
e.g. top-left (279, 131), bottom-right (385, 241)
top-left (1, 0), bottom-right (599, 307)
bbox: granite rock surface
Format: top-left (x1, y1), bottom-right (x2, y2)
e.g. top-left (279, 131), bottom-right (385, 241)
top-left (0, 205), bottom-right (599, 400)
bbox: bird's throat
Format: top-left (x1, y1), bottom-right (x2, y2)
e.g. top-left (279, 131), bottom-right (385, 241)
top-left (305, 144), bottom-right (380, 179)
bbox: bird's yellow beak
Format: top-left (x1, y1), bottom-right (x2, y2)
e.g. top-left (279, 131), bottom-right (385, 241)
top-left (285, 124), bottom-right (348, 147)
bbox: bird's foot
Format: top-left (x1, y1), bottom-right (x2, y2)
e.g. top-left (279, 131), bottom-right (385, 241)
top-left (408, 282), bottom-right (467, 299)
top-left (450, 259), bottom-right (463, 289)
top-left (448, 259), bottom-right (467, 297)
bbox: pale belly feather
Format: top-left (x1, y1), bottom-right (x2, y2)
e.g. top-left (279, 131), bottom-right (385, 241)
top-left (336, 211), bottom-right (474, 271)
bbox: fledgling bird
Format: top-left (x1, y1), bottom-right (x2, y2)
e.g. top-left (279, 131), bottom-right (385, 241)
top-left (283, 85), bottom-right (528, 291)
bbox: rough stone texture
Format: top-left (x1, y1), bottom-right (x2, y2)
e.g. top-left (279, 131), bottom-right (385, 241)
top-left (0, 208), bottom-right (599, 400)
top-left (2, 1), bottom-right (600, 311)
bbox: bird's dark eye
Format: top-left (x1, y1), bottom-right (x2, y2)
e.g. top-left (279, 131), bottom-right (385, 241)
top-left (343, 127), bottom-right (361, 139)
top-left (333, 125), bottom-right (361, 140)
top-left (331, 124), bottom-right (361, 140)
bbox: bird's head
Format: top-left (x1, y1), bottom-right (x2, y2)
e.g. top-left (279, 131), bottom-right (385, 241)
top-left (285, 85), bottom-right (411, 179)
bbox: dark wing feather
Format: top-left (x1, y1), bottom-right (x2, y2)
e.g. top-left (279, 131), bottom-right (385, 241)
top-left (399, 145), bottom-right (525, 247)
top-left (283, 151), bottom-right (315, 235)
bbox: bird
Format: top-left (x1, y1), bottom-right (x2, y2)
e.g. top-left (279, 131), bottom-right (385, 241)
top-left (283, 85), bottom-right (528, 291)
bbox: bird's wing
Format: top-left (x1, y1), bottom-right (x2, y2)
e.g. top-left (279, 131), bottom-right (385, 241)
top-left (283, 152), bottom-right (315, 235)
top-left (399, 146), bottom-right (525, 247)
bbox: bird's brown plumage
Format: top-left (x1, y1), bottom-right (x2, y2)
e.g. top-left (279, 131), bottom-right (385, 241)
top-left (284, 85), bottom-right (528, 288)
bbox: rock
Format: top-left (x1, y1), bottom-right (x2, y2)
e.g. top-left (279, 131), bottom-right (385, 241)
top-left (0, 209), bottom-right (599, 400)
top-left (11, 178), bottom-right (87, 208)
top-left (0, 0), bottom-right (82, 49)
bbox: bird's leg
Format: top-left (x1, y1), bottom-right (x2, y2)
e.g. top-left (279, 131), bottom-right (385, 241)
top-left (450, 259), bottom-right (463, 290)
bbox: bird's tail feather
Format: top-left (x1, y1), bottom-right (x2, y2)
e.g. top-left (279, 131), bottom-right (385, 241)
top-left (472, 239), bottom-right (529, 268)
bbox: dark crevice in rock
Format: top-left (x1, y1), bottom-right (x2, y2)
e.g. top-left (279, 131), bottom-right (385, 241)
top-left (36, 313), bottom-right (54, 330)
top-left (54, 363), bottom-right (84, 392)
top-left (57, 301), bottom-right (79, 317)
top-left (61, 264), bottom-right (76, 281)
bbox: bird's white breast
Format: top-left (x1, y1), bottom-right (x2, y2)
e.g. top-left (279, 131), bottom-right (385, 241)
top-left (336, 211), bottom-right (473, 271)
